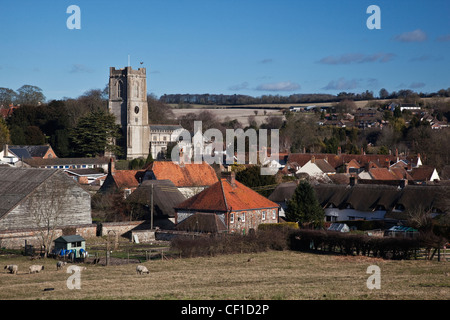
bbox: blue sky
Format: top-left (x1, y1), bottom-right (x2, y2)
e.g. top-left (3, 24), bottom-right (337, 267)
top-left (0, 0), bottom-right (449, 101)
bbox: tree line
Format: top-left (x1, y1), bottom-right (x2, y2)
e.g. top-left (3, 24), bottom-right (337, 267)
top-left (160, 88), bottom-right (450, 106)
top-left (0, 86), bottom-right (177, 158)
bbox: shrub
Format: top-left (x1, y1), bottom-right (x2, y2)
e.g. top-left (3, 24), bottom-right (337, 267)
top-left (170, 227), bottom-right (294, 258)
top-left (289, 229), bottom-right (420, 260)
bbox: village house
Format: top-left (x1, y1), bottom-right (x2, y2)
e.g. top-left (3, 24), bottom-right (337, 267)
top-left (64, 168), bottom-right (107, 186)
top-left (0, 144), bottom-right (57, 166)
top-left (175, 172), bottom-right (279, 234)
top-left (269, 180), bottom-right (448, 224)
top-left (295, 156), bottom-right (336, 182)
top-left (143, 160), bottom-right (219, 198)
top-left (98, 158), bottom-right (145, 197)
top-left (22, 156), bottom-right (110, 171)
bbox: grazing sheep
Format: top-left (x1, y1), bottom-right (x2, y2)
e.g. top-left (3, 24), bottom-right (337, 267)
top-left (136, 265), bottom-right (149, 275)
top-left (29, 265), bottom-right (44, 274)
top-left (56, 261), bottom-right (67, 270)
top-left (4, 265), bottom-right (18, 274)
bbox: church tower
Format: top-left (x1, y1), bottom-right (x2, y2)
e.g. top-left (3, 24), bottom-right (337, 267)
top-left (108, 66), bottom-right (150, 159)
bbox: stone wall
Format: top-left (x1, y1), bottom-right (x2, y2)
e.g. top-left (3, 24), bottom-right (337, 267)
top-left (0, 224), bottom-right (97, 250)
top-left (98, 220), bottom-right (152, 238)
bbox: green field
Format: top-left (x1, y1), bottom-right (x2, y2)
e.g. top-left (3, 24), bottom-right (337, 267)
top-left (1, 250), bottom-right (448, 300)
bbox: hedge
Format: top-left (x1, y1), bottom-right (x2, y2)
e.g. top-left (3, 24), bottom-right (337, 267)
top-left (289, 229), bottom-right (420, 260)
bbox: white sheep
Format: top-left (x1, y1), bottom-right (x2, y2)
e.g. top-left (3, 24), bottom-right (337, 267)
top-left (136, 265), bottom-right (149, 275)
top-left (4, 265), bottom-right (18, 274)
top-left (29, 265), bottom-right (44, 274)
top-left (56, 261), bottom-right (67, 270)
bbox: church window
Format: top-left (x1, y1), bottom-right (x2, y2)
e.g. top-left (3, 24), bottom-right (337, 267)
top-left (117, 80), bottom-right (123, 98)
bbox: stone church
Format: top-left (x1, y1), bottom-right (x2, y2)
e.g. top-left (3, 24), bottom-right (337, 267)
top-left (108, 66), bottom-right (183, 160)
top-left (108, 66), bottom-right (150, 159)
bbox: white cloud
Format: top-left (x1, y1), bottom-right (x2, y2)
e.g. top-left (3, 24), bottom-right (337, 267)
top-left (394, 29), bottom-right (427, 42)
top-left (437, 34), bottom-right (450, 42)
top-left (258, 58), bottom-right (273, 64)
top-left (409, 82), bottom-right (426, 89)
top-left (69, 64), bottom-right (94, 73)
top-left (322, 78), bottom-right (360, 91)
top-left (255, 81), bottom-right (300, 91)
top-left (318, 52), bottom-right (395, 65)
top-left (228, 82), bottom-right (249, 91)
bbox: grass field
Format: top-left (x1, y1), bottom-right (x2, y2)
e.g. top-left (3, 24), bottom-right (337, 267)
top-left (1, 250), bottom-right (449, 300)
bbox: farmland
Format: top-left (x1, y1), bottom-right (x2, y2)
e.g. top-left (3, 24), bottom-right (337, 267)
top-left (1, 250), bottom-right (448, 300)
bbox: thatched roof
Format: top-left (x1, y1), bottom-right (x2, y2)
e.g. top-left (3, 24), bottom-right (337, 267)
top-left (126, 180), bottom-right (186, 217)
top-left (269, 181), bottom-right (449, 214)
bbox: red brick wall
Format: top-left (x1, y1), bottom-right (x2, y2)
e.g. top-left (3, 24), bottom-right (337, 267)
top-left (228, 208), bottom-right (278, 234)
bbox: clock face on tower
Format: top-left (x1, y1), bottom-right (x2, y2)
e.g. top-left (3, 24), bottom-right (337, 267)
top-left (134, 106), bottom-right (139, 114)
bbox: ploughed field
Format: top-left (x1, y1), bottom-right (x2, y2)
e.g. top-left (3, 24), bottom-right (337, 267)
top-left (1, 250), bottom-right (449, 300)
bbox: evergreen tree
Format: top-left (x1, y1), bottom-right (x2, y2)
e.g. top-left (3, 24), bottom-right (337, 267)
top-left (70, 110), bottom-right (122, 157)
top-left (285, 180), bottom-right (324, 228)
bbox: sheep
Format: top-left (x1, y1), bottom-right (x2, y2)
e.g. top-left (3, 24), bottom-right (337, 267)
top-left (4, 265), bottom-right (18, 274)
top-left (56, 261), bottom-right (67, 270)
top-left (29, 265), bottom-right (44, 274)
top-left (136, 265), bottom-right (149, 275)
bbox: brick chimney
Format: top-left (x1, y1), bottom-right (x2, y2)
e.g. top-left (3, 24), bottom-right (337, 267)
top-left (222, 171), bottom-right (236, 187)
top-left (108, 157), bottom-right (115, 175)
top-left (311, 155), bottom-right (315, 163)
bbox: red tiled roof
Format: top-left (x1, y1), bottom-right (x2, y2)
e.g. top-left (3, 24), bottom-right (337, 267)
top-left (410, 166), bottom-right (437, 181)
top-left (368, 168), bottom-right (398, 180)
top-left (148, 161), bottom-right (218, 187)
top-left (176, 178), bottom-right (279, 212)
top-left (112, 170), bottom-right (145, 189)
top-left (346, 159), bottom-right (361, 168)
top-left (287, 153), bottom-right (398, 169)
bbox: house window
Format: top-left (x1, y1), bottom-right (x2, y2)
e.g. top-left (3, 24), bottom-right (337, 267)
top-left (230, 213), bottom-right (234, 224)
top-left (242, 212), bottom-right (245, 222)
top-left (71, 242), bottom-right (81, 247)
top-left (272, 210), bottom-right (276, 220)
top-left (262, 211), bottom-right (266, 220)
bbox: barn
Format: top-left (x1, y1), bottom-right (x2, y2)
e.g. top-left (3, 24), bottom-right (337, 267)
top-left (0, 167), bottom-right (92, 231)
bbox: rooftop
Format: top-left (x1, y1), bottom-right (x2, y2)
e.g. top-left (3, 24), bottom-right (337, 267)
top-left (147, 161), bottom-right (218, 187)
top-left (176, 177), bottom-right (279, 212)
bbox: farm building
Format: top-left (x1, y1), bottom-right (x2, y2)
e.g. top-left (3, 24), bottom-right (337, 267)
top-left (0, 167), bottom-right (92, 231)
top-left (175, 172), bottom-right (279, 234)
top-left (53, 235), bottom-right (87, 258)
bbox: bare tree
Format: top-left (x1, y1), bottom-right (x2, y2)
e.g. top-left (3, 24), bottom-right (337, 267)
top-left (26, 175), bottom-right (70, 257)
top-left (406, 204), bottom-right (447, 260)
